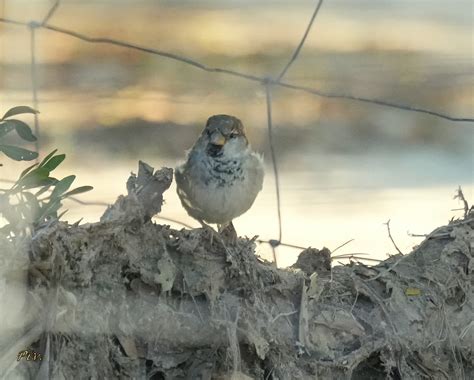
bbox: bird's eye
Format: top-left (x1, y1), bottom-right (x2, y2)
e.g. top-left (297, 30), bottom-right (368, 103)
top-left (229, 132), bottom-right (238, 139)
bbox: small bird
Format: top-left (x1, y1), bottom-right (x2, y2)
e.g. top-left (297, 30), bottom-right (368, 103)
top-left (175, 115), bottom-right (264, 240)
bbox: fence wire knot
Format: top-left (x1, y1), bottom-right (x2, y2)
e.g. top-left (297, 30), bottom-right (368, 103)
top-left (262, 76), bottom-right (274, 86)
top-left (27, 21), bottom-right (41, 29)
top-left (269, 239), bottom-right (281, 248)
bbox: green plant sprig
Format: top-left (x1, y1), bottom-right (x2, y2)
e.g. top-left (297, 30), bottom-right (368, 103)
top-left (0, 106), bottom-right (93, 240)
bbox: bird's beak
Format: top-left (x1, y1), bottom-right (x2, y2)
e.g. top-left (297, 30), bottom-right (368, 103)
top-left (210, 132), bottom-right (226, 146)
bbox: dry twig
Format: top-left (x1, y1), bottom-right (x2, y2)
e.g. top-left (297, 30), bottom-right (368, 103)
top-left (384, 219), bottom-right (404, 255)
top-left (454, 186), bottom-right (470, 217)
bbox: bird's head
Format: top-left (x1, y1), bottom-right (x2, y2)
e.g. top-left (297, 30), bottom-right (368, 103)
top-left (202, 114), bottom-right (248, 158)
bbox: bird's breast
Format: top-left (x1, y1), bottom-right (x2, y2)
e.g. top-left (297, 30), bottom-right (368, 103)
top-left (180, 153), bottom-right (263, 224)
top-left (204, 158), bottom-right (244, 187)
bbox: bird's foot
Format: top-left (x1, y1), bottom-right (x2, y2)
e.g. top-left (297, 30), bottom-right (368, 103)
top-left (198, 221), bottom-right (216, 245)
top-left (218, 222), bottom-right (238, 245)
top-left (198, 220), bottom-right (232, 255)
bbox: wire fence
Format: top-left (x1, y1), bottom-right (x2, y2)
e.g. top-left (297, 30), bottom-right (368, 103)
top-left (1, 0), bottom-right (473, 265)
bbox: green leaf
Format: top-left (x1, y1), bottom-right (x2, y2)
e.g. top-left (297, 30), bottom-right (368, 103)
top-left (38, 199), bottom-right (62, 220)
top-left (0, 121), bottom-right (16, 138)
top-left (0, 224), bottom-right (14, 237)
top-left (57, 209), bottom-right (68, 220)
top-left (50, 175), bottom-right (75, 199)
top-left (1, 204), bottom-right (21, 226)
top-left (6, 119), bottom-right (37, 142)
top-left (62, 186), bottom-right (93, 198)
top-left (19, 163), bottom-right (39, 179)
top-left (17, 167), bottom-right (50, 189)
top-left (39, 149), bottom-right (58, 167)
top-left (0, 144), bottom-right (38, 161)
top-left (1, 106), bottom-right (39, 121)
top-left (42, 154), bottom-right (65, 172)
top-left (35, 182), bottom-right (55, 197)
top-left (23, 191), bottom-right (40, 209)
top-left (405, 287), bottom-right (421, 296)
top-left (21, 192), bottom-right (41, 221)
top-left (26, 177), bottom-right (57, 191)
top-left (49, 203), bottom-right (62, 218)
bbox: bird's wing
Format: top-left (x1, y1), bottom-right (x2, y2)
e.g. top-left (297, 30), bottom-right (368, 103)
top-left (175, 165), bottom-right (205, 220)
top-left (247, 152), bottom-right (265, 192)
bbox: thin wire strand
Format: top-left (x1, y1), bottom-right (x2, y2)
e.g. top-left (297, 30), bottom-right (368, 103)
top-left (277, 0), bottom-right (324, 81)
top-left (257, 239), bottom-right (306, 251)
top-left (41, 0), bottom-right (61, 26)
top-left (274, 80), bottom-right (474, 122)
top-left (0, 17), bottom-right (472, 122)
top-left (66, 197), bottom-right (108, 206)
top-left (29, 25), bottom-right (40, 160)
top-left (155, 216), bottom-right (193, 229)
top-left (265, 84), bottom-right (282, 248)
top-left (66, 196), bottom-right (195, 229)
top-left (331, 238), bottom-right (355, 254)
top-left (41, 23), bottom-right (262, 84)
top-left (332, 255), bottom-right (381, 263)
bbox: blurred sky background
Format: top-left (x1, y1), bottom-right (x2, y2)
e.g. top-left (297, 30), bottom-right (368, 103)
top-left (0, 0), bottom-right (473, 266)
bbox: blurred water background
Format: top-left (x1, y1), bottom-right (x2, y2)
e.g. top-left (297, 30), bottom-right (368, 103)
top-left (1, 0), bottom-right (473, 266)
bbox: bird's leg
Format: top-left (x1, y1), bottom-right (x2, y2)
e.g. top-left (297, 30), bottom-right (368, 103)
top-left (218, 221), bottom-right (238, 245)
top-left (197, 219), bottom-right (217, 245)
top-left (197, 220), bottom-right (233, 258)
